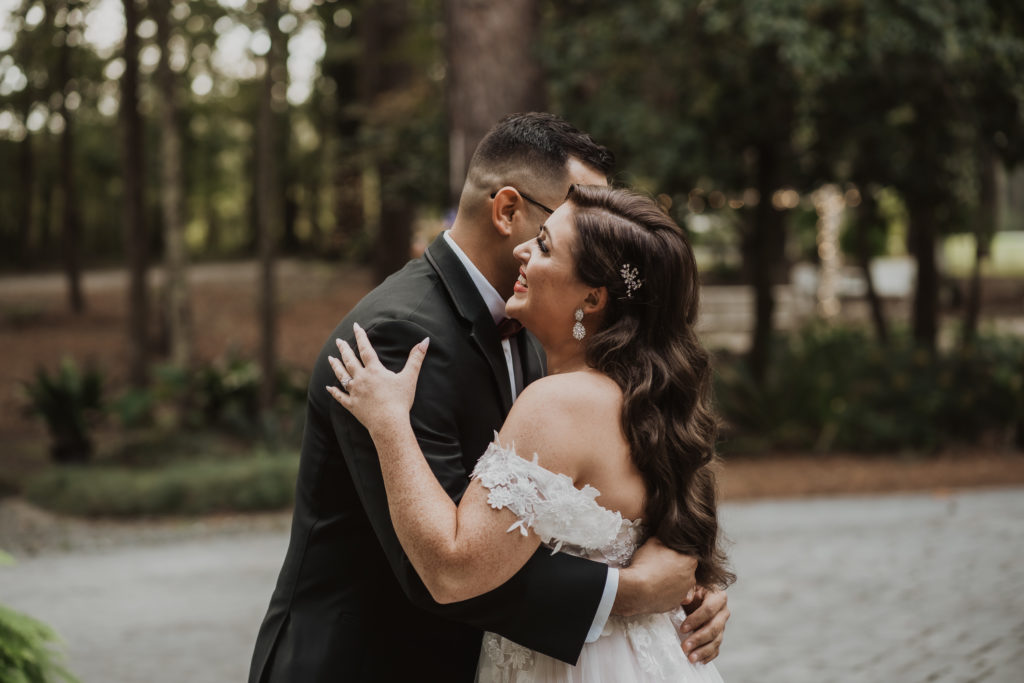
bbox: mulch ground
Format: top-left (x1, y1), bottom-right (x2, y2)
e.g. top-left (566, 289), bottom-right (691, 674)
top-left (718, 451), bottom-right (1024, 501)
top-left (2, 260), bottom-right (1023, 506)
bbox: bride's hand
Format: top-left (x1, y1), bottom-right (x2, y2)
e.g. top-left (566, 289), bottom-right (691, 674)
top-left (326, 323), bottom-right (430, 435)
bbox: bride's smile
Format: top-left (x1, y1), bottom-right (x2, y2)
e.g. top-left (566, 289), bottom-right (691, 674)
top-left (514, 268), bottom-right (528, 292)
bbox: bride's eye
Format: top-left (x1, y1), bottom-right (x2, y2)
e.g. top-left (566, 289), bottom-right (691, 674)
top-left (536, 235), bottom-right (549, 254)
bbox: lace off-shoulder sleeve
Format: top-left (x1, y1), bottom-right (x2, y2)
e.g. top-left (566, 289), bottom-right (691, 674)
top-left (470, 437), bottom-right (625, 554)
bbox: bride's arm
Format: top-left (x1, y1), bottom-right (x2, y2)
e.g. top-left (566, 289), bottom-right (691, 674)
top-left (328, 323), bottom-right (581, 604)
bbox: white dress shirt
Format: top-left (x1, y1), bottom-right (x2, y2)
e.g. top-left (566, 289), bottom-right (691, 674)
top-left (442, 231), bottom-right (617, 642)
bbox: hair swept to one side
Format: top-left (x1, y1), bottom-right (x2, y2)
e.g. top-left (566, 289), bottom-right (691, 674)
top-left (568, 184), bottom-right (734, 590)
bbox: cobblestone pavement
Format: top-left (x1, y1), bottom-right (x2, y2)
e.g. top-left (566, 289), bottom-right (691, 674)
top-left (714, 487), bottom-right (1024, 683)
top-left (1, 487), bottom-right (1021, 682)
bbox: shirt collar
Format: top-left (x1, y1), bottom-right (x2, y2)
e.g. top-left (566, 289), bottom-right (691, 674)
top-left (443, 230), bottom-right (507, 326)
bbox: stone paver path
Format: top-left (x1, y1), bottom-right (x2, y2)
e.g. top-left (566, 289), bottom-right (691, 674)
top-left (715, 487), bottom-right (1024, 683)
top-left (2, 487), bottom-right (1022, 682)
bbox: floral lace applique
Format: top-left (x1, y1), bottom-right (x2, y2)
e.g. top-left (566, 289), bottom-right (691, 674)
top-left (603, 518), bottom-right (645, 567)
top-left (470, 437), bottom-right (638, 557)
top-left (481, 633), bottom-right (535, 682)
top-left (472, 438), bottom-right (698, 681)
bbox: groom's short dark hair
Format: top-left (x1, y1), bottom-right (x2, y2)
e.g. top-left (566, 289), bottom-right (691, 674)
top-left (467, 113), bottom-right (615, 190)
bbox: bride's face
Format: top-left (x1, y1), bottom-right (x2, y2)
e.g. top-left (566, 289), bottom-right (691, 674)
top-left (505, 203), bottom-right (591, 340)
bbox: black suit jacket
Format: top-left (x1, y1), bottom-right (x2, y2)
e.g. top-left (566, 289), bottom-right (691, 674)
top-left (249, 236), bottom-right (609, 682)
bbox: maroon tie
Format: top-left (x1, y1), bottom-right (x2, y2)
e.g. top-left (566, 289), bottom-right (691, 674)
top-left (496, 317), bottom-right (523, 340)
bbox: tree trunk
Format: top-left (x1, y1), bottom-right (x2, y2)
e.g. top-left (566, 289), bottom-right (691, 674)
top-left (256, 0), bottom-right (285, 413)
top-left (444, 0), bottom-right (546, 203)
top-left (39, 134), bottom-right (54, 255)
top-left (278, 60), bottom-right (297, 255)
top-left (153, 0), bottom-right (192, 369)
top-left (16, 100), bottom-right (34, 265)
top-left (963, 150), bottom-right (998, 346)
top-left (361, 0), bottom-right (415, 283)
top-left (744, 145), bottom-right (786, 384)
top-left (307, 115), bottom-right (325, 248)
top-left (121, 0), bottom-right (149, 386)
top-left (320, 34), bottom-right (363, 258)
top-left (907, 197), bottom-right (939, 351)
top-left (283, 189), bottom-right (300, 253)
top-left (855, 196), bottom-right (889, 345)
top-left (374, 201), bottom-right (416, 283)
top-left (57, 3), bottom-right (84, 313)
top-left (331, 151), bottom-right (363, 258)
top-left (202, 139), bottom-right (221, 252)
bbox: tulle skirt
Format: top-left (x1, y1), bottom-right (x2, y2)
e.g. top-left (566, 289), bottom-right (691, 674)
top-left (476, 610), bottom-right (724, 683)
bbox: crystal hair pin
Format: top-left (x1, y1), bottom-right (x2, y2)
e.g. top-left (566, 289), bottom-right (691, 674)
top-left (620, 263), bottom-right (642, 299)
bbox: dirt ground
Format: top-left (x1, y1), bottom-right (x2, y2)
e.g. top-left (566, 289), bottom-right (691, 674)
top-left (2, 260), bottom-right (1023, 502)
top-left (0, 260), bottom-right (372, 439)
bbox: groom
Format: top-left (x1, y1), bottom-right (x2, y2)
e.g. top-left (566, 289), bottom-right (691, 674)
top-left (249, 113), bottom-right (729, 682)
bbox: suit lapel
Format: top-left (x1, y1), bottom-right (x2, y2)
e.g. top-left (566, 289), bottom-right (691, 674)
top-left (425, 236), bottom-right (515, 414)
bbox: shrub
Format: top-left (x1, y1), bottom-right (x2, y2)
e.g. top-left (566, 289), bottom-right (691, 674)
top-left (24, 453), bottom-right (299, 518)
top-left (160, 355), bottom-right (308, 440)
top-left (0, 567), bottom-right (79, 683)
top-left (108, 387), bottom-right (156, 430)
top-left (715, 326), bottom-right (1024, 453)
top-left (21, 359), bottom-right (104, 464)
top-left (105, 355), bottom-right (309, 445)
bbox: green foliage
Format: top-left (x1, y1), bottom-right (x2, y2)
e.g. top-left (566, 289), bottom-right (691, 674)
top-left (715, 326), bottom-right (1024, 453)
top-left (184, 354), bottom-right (307, 439)
top-left (190, 354), bottom-right (263, 430)
top-left (0, 603), bottom-right (79, 683)
top-left (25, 453), bottom-right (299, 518)
top-left (107, 355), bottom-right (308, 442)
top-left (21, 359), bottom-right (103, 464)
top-left (109, 387), bottom-right (156, 430)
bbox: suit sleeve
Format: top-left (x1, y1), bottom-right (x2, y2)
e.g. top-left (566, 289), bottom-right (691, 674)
top-left (325, 318), bottom-right (608, 664)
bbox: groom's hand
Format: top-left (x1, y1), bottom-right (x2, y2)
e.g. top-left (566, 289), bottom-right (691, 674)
top-left (680, 587), bottom-right (730, 664)
top-left (611, 537), bottom-right (697, 617)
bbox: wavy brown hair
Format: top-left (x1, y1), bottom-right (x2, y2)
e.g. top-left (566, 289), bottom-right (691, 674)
top-left (568, 184), bottom-right (734, 589)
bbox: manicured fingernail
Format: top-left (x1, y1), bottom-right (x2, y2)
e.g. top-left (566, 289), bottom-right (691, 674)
top-left (354, 322), bottom-right (362, 331)
top-left (422, 337), bottom-right (430, 348)
top-left (690, 654), bottom-right (699, 663)
top-left (685, 640), bottom-right (694, 650)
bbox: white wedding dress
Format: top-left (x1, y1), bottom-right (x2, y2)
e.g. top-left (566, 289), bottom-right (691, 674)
top-left (472, 440), bottom-right (725, 683)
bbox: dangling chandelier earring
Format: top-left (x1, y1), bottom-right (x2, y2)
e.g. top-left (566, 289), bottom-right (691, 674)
top-left (572, 307), bottom-right (586, 341)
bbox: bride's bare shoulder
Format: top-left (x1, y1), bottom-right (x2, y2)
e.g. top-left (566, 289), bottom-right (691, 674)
top-left (496, 372), bottom-right (624, 480)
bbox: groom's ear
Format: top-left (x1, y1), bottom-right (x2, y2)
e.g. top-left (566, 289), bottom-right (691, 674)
top-left (490, 187), bottom-right (519, 237)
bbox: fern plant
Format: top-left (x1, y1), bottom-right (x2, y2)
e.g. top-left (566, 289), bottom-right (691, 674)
top-left (22, 359), bottom-right (103, 464)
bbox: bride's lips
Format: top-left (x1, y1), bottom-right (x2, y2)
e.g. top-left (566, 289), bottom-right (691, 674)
top-left (513, 268), bottom-right (528, 294)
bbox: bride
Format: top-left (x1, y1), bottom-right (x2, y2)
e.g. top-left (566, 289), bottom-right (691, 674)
top-left (327, 184), bottom-right (734, 681)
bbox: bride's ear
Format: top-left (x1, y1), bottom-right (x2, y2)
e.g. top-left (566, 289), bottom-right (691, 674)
top-left (582, 287), bottom-right (607, 316)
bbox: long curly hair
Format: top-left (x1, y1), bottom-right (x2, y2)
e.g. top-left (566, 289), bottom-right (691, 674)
top-left (568, 184), bottom-right (733, 589)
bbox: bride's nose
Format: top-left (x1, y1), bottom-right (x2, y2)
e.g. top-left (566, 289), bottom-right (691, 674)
top-left (513, 239), bottom-right (530, 263)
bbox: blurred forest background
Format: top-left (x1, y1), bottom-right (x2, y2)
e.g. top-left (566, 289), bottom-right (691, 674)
top-left (2, 0), bottom-right (1024, 519)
